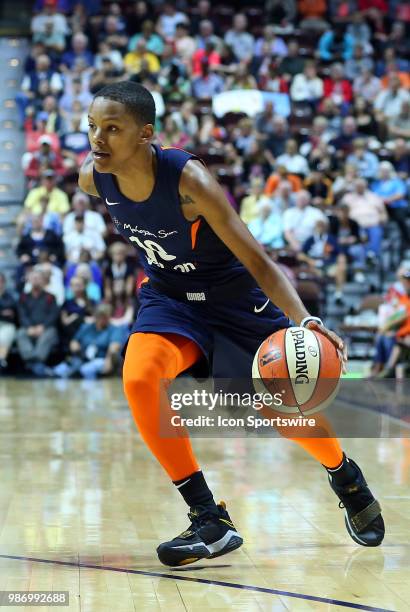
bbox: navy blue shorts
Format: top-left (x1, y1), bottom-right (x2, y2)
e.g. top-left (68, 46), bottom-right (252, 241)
top-left (130, 284), bottom-right (291, 378)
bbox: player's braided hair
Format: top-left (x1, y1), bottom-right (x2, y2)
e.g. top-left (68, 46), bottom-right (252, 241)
top-left (93, 81), bottom-right (156, 125)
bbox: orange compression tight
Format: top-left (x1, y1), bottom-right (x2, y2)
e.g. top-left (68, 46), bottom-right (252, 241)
top-left (123, 332), bottom-right (344, 480)
top-left (123, 332), bottom-right (203, 481)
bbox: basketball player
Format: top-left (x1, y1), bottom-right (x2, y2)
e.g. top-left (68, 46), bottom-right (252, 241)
top-left (79, 82), bottom-right (384, 566)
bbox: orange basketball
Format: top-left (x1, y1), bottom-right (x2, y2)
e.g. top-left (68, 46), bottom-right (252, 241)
top-left (252, 326), bottom-right (342, 415)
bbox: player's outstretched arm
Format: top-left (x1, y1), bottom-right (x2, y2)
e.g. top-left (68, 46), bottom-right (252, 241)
top-left (180, 161), bottom-right (346, 360)
top-left (78, 151), bottom-right (99, 197)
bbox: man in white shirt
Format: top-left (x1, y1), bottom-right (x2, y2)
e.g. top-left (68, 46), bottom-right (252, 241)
top-left (156, 3), bottom-right (188, 40)
top-left (374, 73), bottom-right (410, 124)
top-left (276, 139), bottom-right (310, 176)
top-left (342, 178), bottom-right (387, 257)
top-left (63, 192), bottom-right (106, 238)
top-left (283, 190), bottom-right (326, 251)
top-left (224, 14), bottom-right (254, 62)
top-left (64, 215), bottom-right (106, 263)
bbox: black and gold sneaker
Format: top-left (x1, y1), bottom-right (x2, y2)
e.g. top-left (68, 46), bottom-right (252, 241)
top-left (156, 501), bottom-right (243, 567)
top-left (329, 458), bottom-right (385, 547)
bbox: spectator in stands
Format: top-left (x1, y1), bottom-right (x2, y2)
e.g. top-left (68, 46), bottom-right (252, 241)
top-left (290, 61), bottom-right (323, 105)
top-left (17, 54), bottom-right (63, 126)
top-left (24, 170), bottom-right (70, 216)
top-left (283, 190), bottom-right (326, 251)
top-left (64, 214), bottom-right (105, 263)
top-left (124, 38), bottom-right (161, 76)
top-left (346, 12), bottom-right (372, 51)
top-left (224, 14), bottom-right (254, 62)
top-left (329, 204), bottom-right (367, 282)
top-left (330, 116), bottom-right (360, 156)
top-left (192, 60), bottom-right (224, 99)
top-left (322, 63), bottom-right (353, 110)
top-left (51, 303), bottom-right (123, 379)
top-left (63, 191), bottom-right (106, 238)
top-left (99, 15), bottom-right (129, 53)
top-left (174, 22), bottom-right (196, 64)
top-left (278, 40), bottom-right (305, 80)
top-left (299, 217), bottom-right (347, 303)
top-left (371, 162), bottom-right (410, 251)
top-left (0, 273), bottom-right (17, 373)
top-left (346, 139), bottom-right (380, 180)
top-left (66, 262), bottom-right (102, 302)
top-left (31, 0), bottom-right (69, 53)
top-left (264, 165), bottom-right (302, 196)
top-left (247, 201), bottom-right (284, 250)
top-left (89, 55), bottom-right (126, 93)
top-left (27, 260), bottom-right (65, 306)
top-left (276, 139), bottom-right (310, 177)
top-left (59, 77), bottom-right (93, 119)
top-left (159, 115), bottom-right (192, 149)
top-left (374, 73), bottom-right (410, 128)
top-left (304, 170), bottom-right (333, 206)
top-left (342, 178), bottom-right (387, 258)
top-left (128, 20), bottom-right (164, 58)
top-left (104, 242), bottom-right (135, 303)
top-left (195, 20), bottom-right (222, 53)
top-left (353, 68), bottom-right (381, 103)
top-left (240, 177), bottom-right (270, 224)
top-left (60, 115), bottom-right (90, 168)
top-left (388, 100), bottom-right (410, 140)
top-left (271, 181), bottom-right (297, 212)
top-left (170, 101), bottom-right (198, 139)
top-left (376, 270), bottom-right (410, 378)
top-left (318, 25), bottom-right (354, 62)
top-left (352, 96), bottom-right (377, 136)
top-left (254, 25), bottom-right (287, 58)
top-left (60, 275), bottom-right (96, 353)
top-left (345, 45), bottom-right (374, 81)
top-left (25, 135), bottom-right (65, 183)
top-left (391, 138), bottom-right (410, 177)
top-left (333, 163), bottom-right (359, 200)
top-left (16, 268), bottom-right (59, 375)
top-left (17, 213), bottom-right (65, 267)
top-left (61, 33), bottom-right (94, 70)
top-left (156, 2), bottom-right (188, 41)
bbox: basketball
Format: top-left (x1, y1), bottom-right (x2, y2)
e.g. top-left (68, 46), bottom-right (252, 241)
top-left (252, 327), bottom-right (342, 416)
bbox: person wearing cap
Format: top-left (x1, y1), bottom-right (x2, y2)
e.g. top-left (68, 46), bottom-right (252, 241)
top-left (25, 135), bottom-right (65, 182)
top-left (24, 171), bottom-right (70, 216)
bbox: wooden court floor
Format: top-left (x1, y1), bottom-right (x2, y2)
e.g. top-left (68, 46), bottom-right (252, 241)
top-left (0, 378), bottom-right (409, 612)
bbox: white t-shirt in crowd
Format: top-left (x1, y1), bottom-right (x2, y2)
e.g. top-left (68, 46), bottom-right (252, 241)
top-left (283, 205), bottom-right (326, 245)
top-left (63, 210), bottom-right (106, 237)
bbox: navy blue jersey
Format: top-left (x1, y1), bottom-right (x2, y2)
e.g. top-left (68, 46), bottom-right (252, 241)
top-left (93, 143), bottom-right (290, 377)
top-left (93, 144), bottom-right (248, 289)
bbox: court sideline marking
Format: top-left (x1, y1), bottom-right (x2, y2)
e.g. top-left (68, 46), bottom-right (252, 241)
top-left (0, 554), bottom-right (394, 612)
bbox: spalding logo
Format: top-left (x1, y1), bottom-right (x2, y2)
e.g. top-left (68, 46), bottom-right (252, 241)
top-left (260, 349), bottom-right (281, 367)
top-left (308, 345), bottom-right (318, 358)
top-left (290, 329), bottom-right (310, 384)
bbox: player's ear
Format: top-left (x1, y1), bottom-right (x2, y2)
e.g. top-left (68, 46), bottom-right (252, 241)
top-left (139, 123), bottom-right (154, 144)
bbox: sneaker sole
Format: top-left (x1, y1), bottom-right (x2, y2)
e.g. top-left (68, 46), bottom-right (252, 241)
top-left (157, 531), bottom-right (243, 567)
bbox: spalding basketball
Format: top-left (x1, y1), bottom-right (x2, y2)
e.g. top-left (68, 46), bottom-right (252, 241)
top-left (252, 326), bottom-right (342, 415)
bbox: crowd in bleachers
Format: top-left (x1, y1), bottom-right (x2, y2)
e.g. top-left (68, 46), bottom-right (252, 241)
top-left (0, 0), bottom-right (410, 377)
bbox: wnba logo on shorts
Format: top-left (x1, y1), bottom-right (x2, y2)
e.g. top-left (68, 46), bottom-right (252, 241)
top-left (186, 292), bottom-right (206, 301)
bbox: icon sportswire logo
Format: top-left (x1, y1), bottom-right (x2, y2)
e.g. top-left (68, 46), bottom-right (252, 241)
top-left (105, 198), bottom-right (119, 206)
top-left (254, 299), bottom-right (270, 313)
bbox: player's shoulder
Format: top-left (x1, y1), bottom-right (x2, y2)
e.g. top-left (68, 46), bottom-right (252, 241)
top-left (78, 152), bottom-right (99, 197)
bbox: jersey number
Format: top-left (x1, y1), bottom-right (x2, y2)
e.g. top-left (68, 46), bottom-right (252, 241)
top-left (129, 236), bottom-right (196, 272)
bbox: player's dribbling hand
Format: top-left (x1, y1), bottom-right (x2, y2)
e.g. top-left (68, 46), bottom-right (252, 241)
top-left (305, 320), bottom-right (348, 374)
